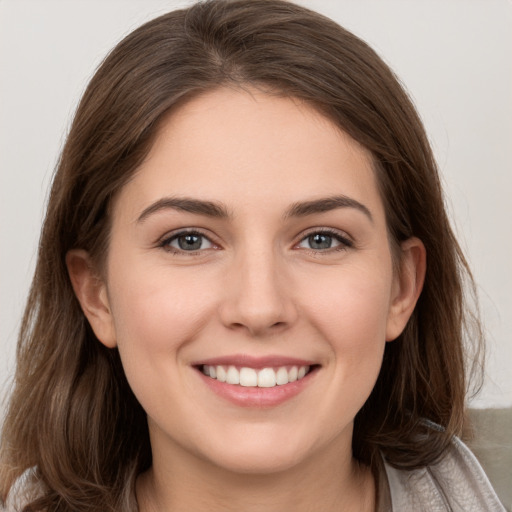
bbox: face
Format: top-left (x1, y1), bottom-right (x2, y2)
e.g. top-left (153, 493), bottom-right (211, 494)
top-left (73, 87), bottom-right (422, 475)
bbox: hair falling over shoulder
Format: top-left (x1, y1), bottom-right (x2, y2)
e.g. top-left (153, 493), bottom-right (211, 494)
top-left (0, 1), bottom-right (483, 510)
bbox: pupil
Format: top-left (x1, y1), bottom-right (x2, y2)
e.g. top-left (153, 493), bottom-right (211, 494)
top-left (178, 234), bottom-right (202, 250)
top-left (309, 234), bottom-right (332, 249)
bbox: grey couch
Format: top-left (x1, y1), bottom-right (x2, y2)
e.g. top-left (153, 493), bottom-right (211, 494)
top-left (468, 408), bottom-right (512, 511)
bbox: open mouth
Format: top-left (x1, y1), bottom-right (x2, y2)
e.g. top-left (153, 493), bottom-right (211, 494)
top-left (198, 364), bottom-right (316, 388)
top-left (192, 356), bottom-right (320, 407)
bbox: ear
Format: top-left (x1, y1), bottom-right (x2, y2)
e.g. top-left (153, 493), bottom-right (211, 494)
top-left (66, 249), bottom-right (117, 348)
top-left (386, 237), bottom-right (426, 341)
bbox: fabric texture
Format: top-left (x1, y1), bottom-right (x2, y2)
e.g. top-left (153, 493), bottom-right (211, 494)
top-left (378, 437), bottom-right (507, 511)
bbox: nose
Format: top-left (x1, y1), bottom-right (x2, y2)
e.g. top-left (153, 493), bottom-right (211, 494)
top-left (218, 248), bottom-right (297, 337)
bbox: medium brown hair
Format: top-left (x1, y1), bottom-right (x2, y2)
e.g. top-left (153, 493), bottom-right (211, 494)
top-left (0, 1), bottom-right (482, 510)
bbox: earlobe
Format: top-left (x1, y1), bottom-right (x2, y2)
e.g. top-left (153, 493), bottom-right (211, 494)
top-left (66, 249), bottom-right (117, 348)
top-left (386, 237), bottom-right (426, 341)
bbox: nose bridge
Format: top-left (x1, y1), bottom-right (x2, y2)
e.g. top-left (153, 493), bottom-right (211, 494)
top-left (220, 241), bottom-right (295, 335)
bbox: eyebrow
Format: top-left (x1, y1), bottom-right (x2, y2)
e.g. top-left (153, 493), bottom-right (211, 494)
top-left (137, 197), bottom-right (230, 222)
top-left (284, 195), bottom-right (373, 222)
top-left (136, 194), bottom-right (373, 223)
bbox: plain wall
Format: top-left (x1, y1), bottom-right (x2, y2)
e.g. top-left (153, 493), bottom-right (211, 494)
top-left (1, 0), bottom-right (511, 412)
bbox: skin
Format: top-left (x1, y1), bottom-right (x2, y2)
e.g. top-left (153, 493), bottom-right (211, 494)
top-left (68, 87), bottom-right (425, 512)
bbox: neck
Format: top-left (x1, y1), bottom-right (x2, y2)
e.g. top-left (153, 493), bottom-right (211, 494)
top-left (136, 435), bottom-right (375, 512)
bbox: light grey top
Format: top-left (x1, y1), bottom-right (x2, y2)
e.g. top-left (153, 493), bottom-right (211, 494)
top-left (378, 437), bottom-right (507, 511)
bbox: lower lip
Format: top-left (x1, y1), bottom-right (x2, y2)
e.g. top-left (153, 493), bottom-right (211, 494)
top-left (195, 367), bottom-right (319, 408)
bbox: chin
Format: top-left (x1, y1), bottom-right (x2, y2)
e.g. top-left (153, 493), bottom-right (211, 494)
top-left (196, 429), bottom-right (312, 475)
top-left (211, 449), bottom-right (306, 476)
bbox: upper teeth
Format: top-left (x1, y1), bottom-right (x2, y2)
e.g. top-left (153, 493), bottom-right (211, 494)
top-left (202, 365), bottom-right (310, 387)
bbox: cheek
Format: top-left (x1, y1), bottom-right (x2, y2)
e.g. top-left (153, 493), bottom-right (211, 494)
top-left (105, 261), bottom-right (218, 392)
top-left (299, 261), bottom-right (392, 398)
top-left (303, 261), bottom-right (393, 345)
top-left (104, 263), bottom-right (225, 432)
top-left (109, 260), bottom-right (214, 343)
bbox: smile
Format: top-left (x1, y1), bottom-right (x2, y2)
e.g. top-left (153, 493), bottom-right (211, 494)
top-left (193, 355), bottom-right (319, 407)
top-left (201, 364), bottom-right (311, 388)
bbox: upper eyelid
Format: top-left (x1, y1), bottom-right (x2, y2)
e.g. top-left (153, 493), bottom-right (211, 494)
top-left (296, 227), bottom-right (353, 242)
top-left (159, 227), bottom-right (214, 243)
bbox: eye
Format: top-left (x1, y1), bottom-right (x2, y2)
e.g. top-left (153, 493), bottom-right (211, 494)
top-left (297, 230), bottom-right (352, 251)
top-left (162, 231), bottom-right (214, 252)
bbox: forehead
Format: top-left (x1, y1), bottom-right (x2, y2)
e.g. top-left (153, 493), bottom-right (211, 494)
top-left (114, 87), bottom-right (385, 223)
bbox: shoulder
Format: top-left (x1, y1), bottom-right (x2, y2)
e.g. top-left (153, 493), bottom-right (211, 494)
top-left (1, 468), bottom-right (43, 512)
top-left (381, 437), bottom-right (506, 512)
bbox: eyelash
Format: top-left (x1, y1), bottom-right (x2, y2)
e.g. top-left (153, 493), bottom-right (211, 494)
top-left (159, 229), bottom-right (216, 255)
top-left (158, 228), bottom-right (354, 255)
top-left (295, 228), bottom-right (354, 256)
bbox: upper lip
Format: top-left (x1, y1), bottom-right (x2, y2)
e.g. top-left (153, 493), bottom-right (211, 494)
top-left (192, 354), bottom-right (318, 369)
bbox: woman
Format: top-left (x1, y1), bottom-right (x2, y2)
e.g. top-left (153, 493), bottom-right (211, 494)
top-left (0, 1), bottom-right (505, 510)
